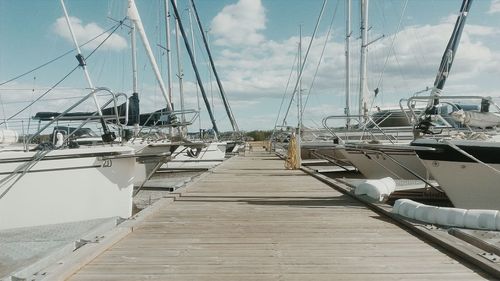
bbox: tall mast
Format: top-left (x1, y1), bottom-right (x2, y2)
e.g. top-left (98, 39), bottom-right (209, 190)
top-left (130, 18), bottom-right (140, 132)
top-left (170, 0), bottom-right (219, 136)
top-left (297, 25), bottom-right (302, 167)
top-left (190, 0), bottom-right (240, 134)
top-left (131, 24), bottom-right (138, 94)
top-left (163, 0), bottom-right (173, 107)
top-left (428, 0), bottom-right (473, 108)
top-left (281, 0), bottom-right (327, 126)
top-left (359, 0), bottom-right (368, 122)
top-left (345, 0), bottom-right (351, 128)
top-left (173, 0), bottom-right (186, 125)
top-left (187, 4), bottom-right (203, 137)
top-left (298, 26), bottom-right (303, 133)
top-left (128, 0), bottom-right (173, 112)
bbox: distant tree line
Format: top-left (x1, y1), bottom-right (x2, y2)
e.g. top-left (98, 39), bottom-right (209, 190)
top-left (217, 130), bottom-right (272, 141)
top-left (243, 130), bottom-right (273, 141)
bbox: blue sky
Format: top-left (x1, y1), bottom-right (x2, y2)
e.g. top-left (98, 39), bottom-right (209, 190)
top-left (1, 0), bottom-right (500, 132)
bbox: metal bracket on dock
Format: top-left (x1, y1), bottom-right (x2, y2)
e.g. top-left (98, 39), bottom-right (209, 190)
top-left (479, 252), bottom-right (500, 263)
top-left (74, 238), bottom-right (100, 251)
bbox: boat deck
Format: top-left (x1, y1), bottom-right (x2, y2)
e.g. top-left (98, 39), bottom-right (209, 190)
top-left (65, 150), bottom-right (491, 280)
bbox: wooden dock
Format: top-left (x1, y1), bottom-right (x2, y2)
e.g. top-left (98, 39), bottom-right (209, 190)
top-left (66, 150), bottom-right (492, 280)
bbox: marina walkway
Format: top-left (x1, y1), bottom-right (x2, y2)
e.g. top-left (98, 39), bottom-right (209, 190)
top-left (68, 150), bottom-right (492, 280)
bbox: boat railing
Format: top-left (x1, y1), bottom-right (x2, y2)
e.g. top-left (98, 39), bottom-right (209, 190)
top-left (24, 87), bottom-right (127, 151)
top-left (406, 95), bottom-right (500, 135)
top-left (399, 98), bottom-right (462, 127)
top-left (407, 95), bottom-right (500, 114)
top-left (399, 98), bottom-right (417, 125)
top-left (322, 115), bottom-right (360, 143)
top-left (129, 108), bottom-right (199, 143)
top-left (371, 110), bottom-right (393, 126)
top-left (143, 109), bottom-right (199, 129)
top-left (321, 114), bottom-right (405, 144)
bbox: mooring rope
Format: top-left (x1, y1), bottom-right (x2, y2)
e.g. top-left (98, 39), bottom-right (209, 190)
top-left (285, 132), bottom-right (300, 169)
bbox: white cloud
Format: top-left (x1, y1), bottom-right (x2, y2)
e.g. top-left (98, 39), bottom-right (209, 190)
top-left (31, 4), bottom-right (496, 131)
top-left (52, 16), bottom-right (127, 51)
top-left (203, 10), bottom-right (500, 130)
top-left (0, 82), bottom-right (103, 126)
top-left (356, 17), bottom-right (500, 105)
top-left (488, 0), bottom-right (500, 14)
top-left (210, 0), bottom-right (266, 47)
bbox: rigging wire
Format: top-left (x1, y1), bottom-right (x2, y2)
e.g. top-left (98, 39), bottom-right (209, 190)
top-left (0, 66), bottom-right (79, 127)
top-left (0, 21), bottom-right (124, 87)
top-left (0, 94), bottom-right (99, 105)
top-left (302, 0), bottom-right (340, 113)
top-left (369, 0), bottom-right (408, 112)
top-left (281, 0), bottom-right (328, 126)
top-left (0, 18), bottom-right (126, 127)
top-left (272, 52), bottom-right (298, 131)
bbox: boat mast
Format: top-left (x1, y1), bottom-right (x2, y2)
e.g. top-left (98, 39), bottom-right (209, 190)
top-left (359, 0), bottom-right (369, 122)
top-left (131, 25), bottom-right (138, 95)
top-left (345, 0), bottom-right (351, 128)
top-left (173, 0), bottom-right (186, 128)
top-left (190, 0), bottom-right (240, 135)
top-left (163, 0), bottom-right (174, 108)
top-left (187, 4), bottom-right (203, 138)
top-left (170, 0), bottom-right (220, 136)
top-left (281, 0), bottom-right (328, 126)
top-left (297, 25), bottom-right (303, 167)
top-left (428, 0), bottom-right (473, 109)
top-left (130, 19), bottom-right (140, 133)
top-left (128, 0), bottom-right (173, 112)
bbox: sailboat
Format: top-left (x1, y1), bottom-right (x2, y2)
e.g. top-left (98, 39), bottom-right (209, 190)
top-left (283, 0), bottom-right (417, 168)
top-left (125, 0), bottom-right (191, 187)
top-left (412, 134), bottom-right (500, 209)
top-left (0, 1), bottom-right (148, 230)
top-left (337, 0), bottom-right (476, 182)
top-left (0, 88), bottom-right (137, 230)
top-left (157, 0), bottom-right (242, 170)
top-left (407, 0), bottom-right (500, 211)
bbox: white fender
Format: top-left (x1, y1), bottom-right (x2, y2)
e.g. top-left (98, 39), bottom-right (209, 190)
top-left (392, 199), bottom-right (500, 231)
top-left (55, 132), bottom-right (64, 147)
top-left (355, 177), bottom-right (396, 202)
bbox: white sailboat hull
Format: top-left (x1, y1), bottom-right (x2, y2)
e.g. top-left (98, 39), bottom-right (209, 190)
top-left (164, 142), bottom-right (227, 169)
top-left (0, 146), bottom-right (136, 230)
top-left (340, 145), bottom-right (430, 180)
top-left (413, 138), bottom-right (500, 210)
top-left (419, 159), bottom-right (500, 209)
top-left (128, 141), bottom-right (176, 185)
top-left (300, 142), bottom-right (348, 161)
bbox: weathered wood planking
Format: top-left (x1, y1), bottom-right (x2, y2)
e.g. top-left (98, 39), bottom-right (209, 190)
top-left (68, 151), bottom-right (492, 280)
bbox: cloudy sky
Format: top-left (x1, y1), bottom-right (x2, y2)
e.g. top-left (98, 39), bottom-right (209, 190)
top-left (0, 0), bottom-right (499, 132)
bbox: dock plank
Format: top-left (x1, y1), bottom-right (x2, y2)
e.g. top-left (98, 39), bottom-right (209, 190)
top-left (70, 273), bottom-right (488, 281)
top-left (67, 151), bottom-right (492, 280)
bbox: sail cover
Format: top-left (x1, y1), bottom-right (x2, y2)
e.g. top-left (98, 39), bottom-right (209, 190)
top-left (34, 93), bottom-right (140, 126)
top-left (451, 109), bottom-right (500, 128)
